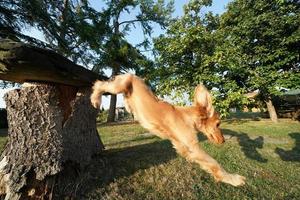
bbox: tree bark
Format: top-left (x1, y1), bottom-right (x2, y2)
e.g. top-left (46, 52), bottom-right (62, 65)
top-left (265, 98), bottom-right (278, 123)
top-left (107, 94), bottom-right (117, 122)
top-left (0, 83), bottom-right (104, 199)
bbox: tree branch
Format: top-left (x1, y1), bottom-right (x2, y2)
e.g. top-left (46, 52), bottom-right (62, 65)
top-left (119, 18), bottom-right (153, 26)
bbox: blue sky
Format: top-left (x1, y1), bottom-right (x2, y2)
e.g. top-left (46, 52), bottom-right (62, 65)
top-left (89, 0), bottom-right (231, 55)
top-left (0, 0), bottom-right (231, 109)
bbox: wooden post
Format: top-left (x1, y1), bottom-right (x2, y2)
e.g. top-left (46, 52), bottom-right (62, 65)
top-left (265, 98), bottom-right (278, 123)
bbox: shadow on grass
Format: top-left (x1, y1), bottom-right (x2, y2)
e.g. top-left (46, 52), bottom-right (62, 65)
top-left (275, 132), bottom-right (300, 162)
top-left (0, 129), bottom-right (8, 137)
top-left (223, 119), bottom-right (259, 125)
top-left (223, 129), bottom-right (268, 163)
top-left (224, 112), bottom-right (262, 124)
top-left (227, 112), bottom-right (266, 119)
top-left (79, 140), bottom-right (176, 197)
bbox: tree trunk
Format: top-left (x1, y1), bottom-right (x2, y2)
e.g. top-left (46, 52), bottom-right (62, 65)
top-left (106, 17), bottom-right (121, 123)
top-left (0, 83), bottom-right (104, 199)
top-left (107, 94), bottom-right (117, 122)
top-left (106, 66), bottom-right (120, 123)
top-left (265, 98), bottom-right (278, 123)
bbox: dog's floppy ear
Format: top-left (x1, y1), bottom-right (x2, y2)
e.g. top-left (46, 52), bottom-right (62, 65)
top-left (194, 84), bottom-right (214, 117)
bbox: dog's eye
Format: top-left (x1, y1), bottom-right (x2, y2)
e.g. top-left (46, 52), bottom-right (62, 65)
top-left (216, 123), bottom-right (220, 127)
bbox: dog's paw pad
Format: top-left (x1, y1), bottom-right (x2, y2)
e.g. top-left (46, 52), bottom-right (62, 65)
top-left (223, 174), bottom-right (246, 187)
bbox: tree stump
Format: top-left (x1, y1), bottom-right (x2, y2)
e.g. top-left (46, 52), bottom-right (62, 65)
top-left (0, 83), bottom-right (103, 199)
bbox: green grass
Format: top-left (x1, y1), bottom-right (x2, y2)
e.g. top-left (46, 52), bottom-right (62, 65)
top-left (1, 120), bottom-right (300, 199)
top-left (84, 120), bottom-right (300, 200)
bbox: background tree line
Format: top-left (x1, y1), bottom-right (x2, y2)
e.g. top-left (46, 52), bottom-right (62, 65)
top-left (1, 0), bottom-right (299, 122)
top-left (154, 0), bottom-right (299, 122)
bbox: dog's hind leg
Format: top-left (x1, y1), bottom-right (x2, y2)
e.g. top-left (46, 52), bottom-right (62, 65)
top-left (91, 74), bottom-right (133, 108)
top-left (171, 139), bottom-right (246, 187)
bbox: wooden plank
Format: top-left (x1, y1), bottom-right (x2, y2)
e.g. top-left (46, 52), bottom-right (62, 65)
top-left (0, 39), bottom-right (107, 86)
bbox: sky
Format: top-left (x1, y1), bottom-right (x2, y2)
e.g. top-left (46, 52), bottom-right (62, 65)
top-left (0, 0), bottom-right (231, 109)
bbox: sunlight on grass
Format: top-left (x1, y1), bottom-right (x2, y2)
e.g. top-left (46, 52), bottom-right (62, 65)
top-left (0, 121), bottom-right (299, 199)
top-left (92, 120), bottom-right (300, 199)
top-left (97, 123), bottom-right (158, 149)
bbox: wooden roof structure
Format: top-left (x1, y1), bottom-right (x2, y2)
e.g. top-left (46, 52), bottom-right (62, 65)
top-left (0, 39), bottom-right (107, 86)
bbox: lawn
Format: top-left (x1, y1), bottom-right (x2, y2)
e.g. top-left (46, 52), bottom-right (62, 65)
top-left (1, 120), bottom-right (299, 199)
top-left (85, 120), bottom-right (300, 200)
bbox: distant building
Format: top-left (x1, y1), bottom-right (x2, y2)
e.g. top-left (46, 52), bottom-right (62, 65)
top-left (273, 89), bottom-right (300, 120)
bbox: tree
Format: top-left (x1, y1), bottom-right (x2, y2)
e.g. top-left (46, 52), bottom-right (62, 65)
top-left (153, 0), bottom-right (248, 116)
top-left (218, 0), bottom-right (300, 122)
top-left (1, 1), bottom-right (172, 122)
top-left (0, 0), bottom-right (108, 67)
top-left (153, 0), bottom-right (300, 120)
top-left (0, 0), bottom-right (44, 44)
top-left (91, 0), bottom-right (174, 122)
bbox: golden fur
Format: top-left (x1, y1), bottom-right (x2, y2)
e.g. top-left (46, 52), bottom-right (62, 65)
top-left (91, 74), bottom-right (246, 186)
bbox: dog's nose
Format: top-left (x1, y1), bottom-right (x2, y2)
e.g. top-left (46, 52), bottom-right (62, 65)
top-left (219, 136), bottom-right (225, 144)
top-left (216, 134), bottom-right (225, 144)
top-left (211, 133), bottom-right (225, 144)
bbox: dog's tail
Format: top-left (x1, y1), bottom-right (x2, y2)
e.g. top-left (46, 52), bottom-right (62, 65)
top-left (194, 84), bottom-right (215, 117)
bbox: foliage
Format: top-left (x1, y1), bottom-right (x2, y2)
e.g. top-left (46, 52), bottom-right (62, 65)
top-left (218, 0), bottom-right (300, 99)
top-left (153, 0), bottom-right (300, 117)
top-left (0, 0), bottom-right (108, 67)
top-left (90, 0), bottom-right (174, 75)
top-left (153, 0), bottom-right (247, 117)
top-left (0, 0), bottom-right (173, 73)
top-left (89, 0), bottom-right (174, 122)
top-left (96, 108), bottom-right (109, 123)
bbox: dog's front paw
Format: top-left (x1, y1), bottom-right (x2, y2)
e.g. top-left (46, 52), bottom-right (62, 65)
top-left (90, 93), bottom-right (101, 109)
top-left (222, 174), bottom-right (246, 187)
